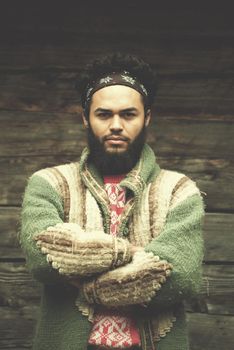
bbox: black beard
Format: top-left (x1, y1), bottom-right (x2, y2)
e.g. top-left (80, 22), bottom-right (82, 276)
top-left (87, 126), bottom-right (147, 175)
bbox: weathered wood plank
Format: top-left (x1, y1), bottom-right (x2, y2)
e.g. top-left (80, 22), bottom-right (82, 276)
top-left (1, 27), bottom-right (234, 78)
top-left (200, 264), bottom-right (234, 297)
top-left (0, 306), bottom-right (38, 349)
top-left (0, 44), bottom-right (233, 75)
top-left (149, 115), bottom-right (234, 159)
top-left (0, 262), bottom-right (41, 308)
top-left (0, 154), bottom-right (233, 211)
top-left (1, 208), bottom-right (234, 262)
top-left (156, 78), bottom-right (234, 115)
top-left (188, 313), bottom-right (234, 350)
top-left (0, 72), bottom-right (234, 115)
top-left (0, 111), bottom-right (233, 158)
top-left (199, 264), bottom-right (234, 315)
top-left (0, 111), bottom-right (85, 157)
top-left (203, 214), bottom-right (234, 262)
top-left (0, 207), bottom-right (21, 259)
top-left (0, 71), bottom-right (80, 114)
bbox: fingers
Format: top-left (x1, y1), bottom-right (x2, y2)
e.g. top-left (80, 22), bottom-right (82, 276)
top-left (36, 237), bottom-right (114, 276)
top-left (35, 230), bottom-right (73, 246)
top-left (93, 278), bottom-right (161, 306)
top-left (47, 223), bottom-right (84, 235)
top-left (35, 229), bottom-right (114, 247)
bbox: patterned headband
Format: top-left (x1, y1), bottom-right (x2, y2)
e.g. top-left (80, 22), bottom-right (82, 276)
top-left (84, 71), bottom-right (148, 108)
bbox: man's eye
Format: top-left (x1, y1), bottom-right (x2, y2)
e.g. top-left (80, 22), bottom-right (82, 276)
top-left (123, 112), bottom-right (136, 118)
top-left (97, 113), bottom-right (110, 118)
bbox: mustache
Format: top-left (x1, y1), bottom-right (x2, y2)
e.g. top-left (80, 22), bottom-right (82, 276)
top-left (103, 134), bottom-right (130, 142)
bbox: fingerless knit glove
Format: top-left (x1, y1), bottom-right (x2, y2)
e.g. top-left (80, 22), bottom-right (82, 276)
top-left (35, 223), bottom-right (131, 276)
top-left (82, 251), bottom-right (172, 307)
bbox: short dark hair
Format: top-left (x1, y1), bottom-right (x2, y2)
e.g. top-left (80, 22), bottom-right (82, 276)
top-left (76, 52), bottom-right (158, 118)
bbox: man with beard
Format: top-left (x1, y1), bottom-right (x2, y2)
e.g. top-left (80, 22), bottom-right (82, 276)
top-left (20, 53), bottom-right (204, 350)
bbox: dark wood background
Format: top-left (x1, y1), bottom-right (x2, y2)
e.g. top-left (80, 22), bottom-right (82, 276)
top-left (0, 2), bottom-right (233, 349)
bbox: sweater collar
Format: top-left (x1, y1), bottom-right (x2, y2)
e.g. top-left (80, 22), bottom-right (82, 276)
top-left (79, 144), bottom-right (160, 201)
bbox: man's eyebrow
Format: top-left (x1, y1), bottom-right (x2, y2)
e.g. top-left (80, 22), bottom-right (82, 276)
top-left (94, 108), bottom-right (112, 113)
top-left (94, 107), bottom-right (138, 113)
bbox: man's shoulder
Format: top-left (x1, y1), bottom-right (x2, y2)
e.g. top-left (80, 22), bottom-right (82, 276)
top-left (30, 161), bottom-right (80, 188)
top-left (156, 168), bottom-right (199, 189)
top-left (151, 168), bottom-right (202, 208)
top-left (33, 161), bottom-right (79, 175)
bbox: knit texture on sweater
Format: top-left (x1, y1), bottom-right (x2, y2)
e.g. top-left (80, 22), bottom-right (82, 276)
top-left (20, 144), bottom-right (204, 350)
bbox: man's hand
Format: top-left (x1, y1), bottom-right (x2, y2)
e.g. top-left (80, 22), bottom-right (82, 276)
top-left (82, 251), bottom-right (172, 307)
top-left (69, 245), bottom-right (143, 289)
top-left (34, 223), bottom-right (131, 277)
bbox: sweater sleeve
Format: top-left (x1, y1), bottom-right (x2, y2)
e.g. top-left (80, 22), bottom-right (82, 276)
top-left (145, 192), bottom-right (205, 307)
top-left (82, 191), bottom-right (204, 308)
top-left (20, 174), bottom-right (65, 284)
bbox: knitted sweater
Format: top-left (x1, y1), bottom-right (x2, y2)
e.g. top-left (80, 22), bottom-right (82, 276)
top-left (20, 144), bottom-right (204, 350)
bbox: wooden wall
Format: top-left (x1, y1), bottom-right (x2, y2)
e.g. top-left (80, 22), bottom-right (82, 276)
top-left (0, 2), bottom-right (234, 349)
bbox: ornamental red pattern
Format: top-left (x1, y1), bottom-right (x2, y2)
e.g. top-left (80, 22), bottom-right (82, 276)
top-left (88, 310), bottom-right (141, 348)
top-left (88, 176), bottom-right (141, 348)
top-left (105, 182), bottom-right (126, 236)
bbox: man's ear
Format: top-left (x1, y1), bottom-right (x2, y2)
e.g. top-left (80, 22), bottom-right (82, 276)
top-left (145, 109), bottom-right (151, 127)
top-left (82, 112), bottom-right (89, 128)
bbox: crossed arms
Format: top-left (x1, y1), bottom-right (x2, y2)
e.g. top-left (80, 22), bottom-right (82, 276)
top-left (20, 174), bottom-right (204, 308)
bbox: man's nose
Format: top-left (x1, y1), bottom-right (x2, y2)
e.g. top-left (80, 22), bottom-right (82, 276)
top-left (109, 115), bottom-right (123, 132)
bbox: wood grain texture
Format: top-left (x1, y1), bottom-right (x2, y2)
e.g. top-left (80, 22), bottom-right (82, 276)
top-left (203, 214), bottom-right (234, 262)
top-left (0, 207), bottom-right (21, 259)
top-left (188, 313), bottom-right (234, 350)
top-left (0, 262), bottom-right (40, 308)
top-left (0, 306), bottom-right (38, 350)
top-left (0, 44), bottom-right (234, 75)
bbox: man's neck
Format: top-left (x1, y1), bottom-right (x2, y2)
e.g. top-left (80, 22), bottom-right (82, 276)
top-left (103, 174), bottom-right (126, 184)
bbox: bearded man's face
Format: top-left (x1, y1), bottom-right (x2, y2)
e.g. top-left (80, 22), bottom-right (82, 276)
top-left (83, 85), bottom-right (151, 175)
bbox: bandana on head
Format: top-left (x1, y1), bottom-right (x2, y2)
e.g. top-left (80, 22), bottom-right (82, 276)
top-left (84, 71), bottom-right (148, 109)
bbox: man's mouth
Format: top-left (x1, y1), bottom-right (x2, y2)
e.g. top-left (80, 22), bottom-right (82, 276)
top-left (104, 136), bottom-right (128, 146)
top-left (105, 136), bottom-right (128, 141)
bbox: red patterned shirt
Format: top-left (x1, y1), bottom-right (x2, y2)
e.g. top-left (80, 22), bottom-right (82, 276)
top-left (88, 175), bottom-right (141, 349)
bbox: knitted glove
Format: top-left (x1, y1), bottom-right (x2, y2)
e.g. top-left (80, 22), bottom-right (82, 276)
top-left (82, 251), bottom-right (172, 307)
top-left (34, 223), bottom-right (131, 276)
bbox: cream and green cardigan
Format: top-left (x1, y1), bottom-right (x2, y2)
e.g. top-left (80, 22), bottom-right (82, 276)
top-left (20, 144), bottom-right (204, 350)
